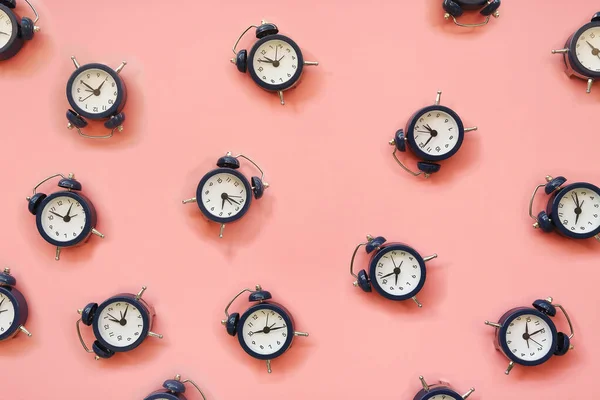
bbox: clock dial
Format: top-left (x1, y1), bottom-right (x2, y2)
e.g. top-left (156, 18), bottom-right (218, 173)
top-left (556, 187), bottom-right (600, 234)
top-left (252, 39), bottom-right (300, 87)
top-left (373, 248), bottom-right (423, 297)
top-left (71, 68), bottom-right (118, 114)
top-left (0, 9), bottom-right (13, 48)
top-left (97, 301), bottom-right (145, 348)
top-left (40, 196), bottom-right (87, 242)
top-left (200, 172), bottom-right (249, 219)
top-left (504, 314), bottom-right (554, 362)
top-left (0, 292), bottom-right (15, 335)
top-left (241, 308), bottom-right (292, 356)
top-left (412, 110), bottom-right (460, 156)
top-left (575, 27), bottom-right (600, 73)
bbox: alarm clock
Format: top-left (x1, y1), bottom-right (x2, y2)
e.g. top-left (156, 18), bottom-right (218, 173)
top-left (230, 20), bottom-right (319, 105)
top-left (484, 297), bottom-right (575, 375)
top-left (76, 286), bottom-right (163, 360)
top-left (144, 374), bottom-right (207, 400)
top-left (389, 91), bottom-right (478, 178)
top-left (65, 56), bottom-right (128, 139)
top-left (0, 267), bottom-right (31, 341)
top-left (443, 0), bottom-right (500, 28)
top-left (0, 0), bottom-right (39, 61)
top-left (413, 376), bottom-right (475, 400)
top-left (182, 152), bottom-right (269, 238)
top-left (349, 234), bottom-right (437, 307)
top-left (528, 175), bottom-right (600, 242)
top-left (552, 12), bottom-right (600, 93)
top-left (221, 284), bottom-right (308, 373)
top-left (26, 172), bottom-right (104, 261)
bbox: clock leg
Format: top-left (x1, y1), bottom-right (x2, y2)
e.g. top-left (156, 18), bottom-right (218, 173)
top-left (71, 56), bottom-right (80, 69)
top-left (294, 331), bottom-right (309, 337)
top-left (505, 361), bottom-right (514, 375)
top-left (423, 254), bottom-right (438, 262)
top-left (278, 91), bottom-right (285, 106)
top-left (594, 235), bottom-right (600, 242)
top-left (148, 331), bottom-right (163, 339)
top-left (135, 286), bottom-right (147, 300)
top-left (182, 197), bottom-right (197, 204)
top-left (115, 61), bottom-right (127, 74)
top-left (587, 78), bottom-right (594, 94)
top-left (55, 247), bottom-right (61, 261)
top-left (412, 296), bottom-right (422, 308)
top-left (435, 90), bottom-right (442, 105)
top-left (219, 223), bottom-right (226, 238)
top-left (462, 388), bottom-right (475, 399)
top-left (551, 48), bottom-right (569, 54)
top-left (418, 376), bottom-right (429, 391)
top-left (18, 325), bottom-right (32, 337)
top-left (266, 359), bottom-right (272, 373)
top-left (92, 228), bottom-right (105, 238)
top-left (304, 61), bottom-right (319, 66)
top-left (484, 321), bottom-right (502, 328)
top-left (464, 127), bottom-right (478, 132)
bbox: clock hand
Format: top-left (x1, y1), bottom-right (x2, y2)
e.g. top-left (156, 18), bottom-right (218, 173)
top-left (263, 56), bottom-right (274, 62)
top-left (122, 305), bottom-right (129, 319)
top-left (106, 313), bottom-right (120, 323)
top-left (391, 255), bottom-right (398, 268)
top-left (416, 130), bottom-right (433, 134)
top-left (530, 338), bottom-right (543, 348)
top-left (96, 80), bottom-right (106, 91)
top-left (422, 135), bottom-right (434, 148)
top-left (65, 204), bottom-right (73, 218)
top-left (227, 195), bottom-right (243, 198)
top-left (277, 55), bottom-right (285, 62)
top-left (423, 124), bottom-right (433, 133)
top-left (380, 271), bottom-right (395, 279)
top-left (81, 93), bottom-right (94, 102)
top-left (0, 298), bottom-right (5, 307)
top-left (0, 32), bottom-right (8, 36)
top-left (575, 192), bottom-right (580, 207)
top-left (269, 326), bottom-right (287, 331)
top-left (49, 211), bottom-right (65, 219)
top-left (80, 80), bottom-right (95, 91)
top-left (228, 198), bottom-right (240, 205)
top-left (529, 328), bottom-right (545, 336)
top-left (265, 314), bottom-right (269, 329)
top-left (221, 197), bottom-right (225, 210)
top-left (394, 273), bottom-right (398, 286)
top-left (0, 309), bottom-right (7, 314)
top-left (275, 46), bottom-right (277, 63)
top-left (119, 310), bottom-right (123, 320)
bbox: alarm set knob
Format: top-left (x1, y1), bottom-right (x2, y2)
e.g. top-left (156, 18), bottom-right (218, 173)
top-left (255, 23), bottom-right (279, 38)
top-left (27, 193), bottom-right (46, 215)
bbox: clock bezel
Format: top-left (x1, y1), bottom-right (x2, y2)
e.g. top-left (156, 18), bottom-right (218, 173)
top-left (548, 182), bottom-right (600, 239)
top-left (0, 286), bottom-right (28, 341)
top-left (196, 168), bottom-right (253, 224)
top-left (567, 21), bottom-right (600, 79)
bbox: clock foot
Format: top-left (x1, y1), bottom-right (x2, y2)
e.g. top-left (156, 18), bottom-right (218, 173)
top-left (18, 325), bottom-right (32, 337)
top-left (595, 235), bottom-right (600, 242)
top-left (423, 254), bottom-right (438, 262)
top-left (55, 247), bottom-right (61, 261)
top-left (71, 55), bottom-right (80, 69)
top-left (465, 126), bottom-right (478, 132)
top-left (484, 320), bottom-right (502, 328)
top-left (219, 223), bottom-right (226, 238)
top-left (148, 331), bottom-right (163, 339)
top-left (278, 91), bottom-right (285, 105)
top-left (135, 286), bottom-right (147, 300)
top-left (182, 197), bottom-right (197, 204)
top-left (412, 296), bottom-right (422, 308)
top-left (435, 90), bottom-right (442, 105)
top-left (505, 361), bottom-right (514, 375)
top-left (587, 78), bottom-right (594, 94)
top-left (304, 61), bottom-right (319, 66)
top-left (462, 388), bottom-right (475, 399)
top-left (418, 376), bottom-right (429, 391)
top-left (91, 228), bottom-right (104, 238)
top-left (551, 48), bottom-right (569, 54)
top-left (115, 61), bottom-right (127, 74)
top-left (294, 331), bottom-right (309, 337)
top-left (266, 359), bottom-right (272, 373)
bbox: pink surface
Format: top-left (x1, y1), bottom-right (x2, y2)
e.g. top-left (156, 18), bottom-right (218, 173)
top-left (0, 0), bottom-right (598, 399)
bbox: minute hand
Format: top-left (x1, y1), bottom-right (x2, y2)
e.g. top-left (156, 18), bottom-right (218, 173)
top-left (269, 326), bottom-right (287, 331)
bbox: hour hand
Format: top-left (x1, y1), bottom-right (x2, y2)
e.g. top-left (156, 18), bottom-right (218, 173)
top-left (49, 211), bottom-right (65, 219)
top-left (80, 80), bottom-right (95, 91)
top-left (0, 32), bottom-right (8, 36)
top-left (380, 272), bottom-right (395, 279)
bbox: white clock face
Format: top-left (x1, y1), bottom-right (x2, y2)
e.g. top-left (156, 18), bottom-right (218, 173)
top-left (252, 39), bottom-right (300, 87)
top-left (556, 187), bottom-right (600, 234)
top-left (241, 308), bottom-right (290, 356)
top-left (374, 249), bottom-right (423, 296)
top-left (71, 68), bottom-right (118, 114)
top-left (40, 196), bottom-right (87, 242)
top-left (0, 292), bottom-right (15, 335)
top-left (200, 172), bottom-right (248, 219)
top-left (575, 27), bottom-right (600, 73)
top-left (412, 110), bottom-right (460, 156)
top-left (504, 314), bottom-right (554, 362)
top-left (97, 301), bottom-right (146, 348)
top-left (0, 9), bottom-right (13, 48)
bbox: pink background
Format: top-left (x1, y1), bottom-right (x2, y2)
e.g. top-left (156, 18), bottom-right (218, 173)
top-left (0, 0), bottom-right (598, 398)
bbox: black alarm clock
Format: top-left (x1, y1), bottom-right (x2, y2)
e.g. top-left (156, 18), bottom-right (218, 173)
top-left (183, 152), bottom-right (269, 238)
top-left (0, 0), bottom-right (39, 61)
top-left (552, 12), bottom-right (600, 93)
top-left (221, 284), bottom-right (308, 373)
top-left (76, 286), bottom-right (163, 360)
top-left (529, 175), bottom-right (600, 242)
top-left (0, 267), bottom-right (31, 341)
top-left (144, 374), bottom-right (207, 400)
top-left (65, 56), bottom-right (128, 139)
top-left (485, 297), bottom-right (575, 375)
top-left (413, 376), bottom-right (475, 400)
top-left (26, 172), bottom-right (105, 260)
top-left (349, 235), bottom-right (437, 307)
top-left (442, 0), bottom-right (500, 28)
top-left (389, 91), bottom-right (478, 178)
top-left (230, 20), bottom-right (318, 105)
